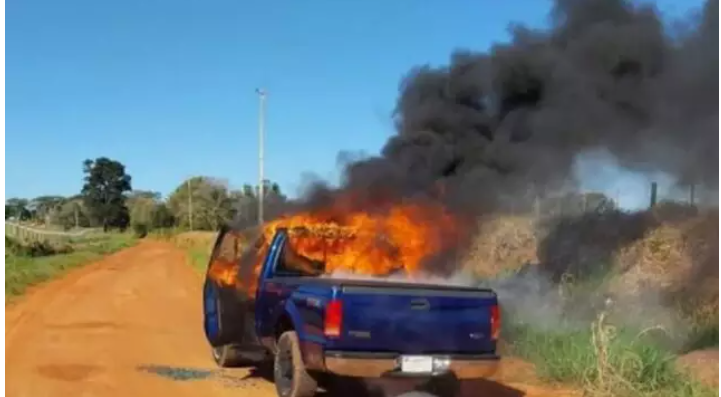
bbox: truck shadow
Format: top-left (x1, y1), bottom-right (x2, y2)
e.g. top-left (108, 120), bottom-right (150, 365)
top-left (243, 364), bottom-right (524, 397)
top-left (357, 376), bottom-right (525, 397)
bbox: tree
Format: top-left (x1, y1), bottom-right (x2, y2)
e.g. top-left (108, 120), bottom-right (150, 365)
top-left (29, 195), bottom-right (65, 224)
top-left (126, 190), bottom-right (175, 231)
top-left (168, 177), bottom-right (238, 230)
top-left (49, 195), bottom-right (90, 230)
top-left (5, 198), bottom-right (31, 221)
top-left (81, 157), bottom-right (132, 231)
top-left (231, 179), bottom-right (288, 228)
top-left (151, 202), bottom-right (176, 229)
top-left (127, 191), bottom-right (159, 227)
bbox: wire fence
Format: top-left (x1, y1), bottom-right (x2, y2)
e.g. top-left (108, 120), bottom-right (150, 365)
top-left (5, 222), bottom-right (99, 244)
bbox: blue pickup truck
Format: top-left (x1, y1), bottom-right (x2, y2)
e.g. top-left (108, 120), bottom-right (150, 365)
top-left (202, 225), bottom-right (501, 397)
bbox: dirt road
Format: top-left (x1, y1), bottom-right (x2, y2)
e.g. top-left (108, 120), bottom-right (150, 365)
top-left (5, 241), bottom-right (577, 397)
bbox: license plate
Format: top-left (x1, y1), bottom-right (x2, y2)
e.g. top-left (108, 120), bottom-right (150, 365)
top-left (400, 355), bottom-right (433, 373)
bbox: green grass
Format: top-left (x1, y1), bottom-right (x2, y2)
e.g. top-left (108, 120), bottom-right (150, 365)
top-left (487, 257), bottom-right (719, 397)
top-left (505, 316), bottom-right (718, 397)
top-left (5, 233), bottom-right (137, 299)
top-left (186, 248), bottom-right (209, 274)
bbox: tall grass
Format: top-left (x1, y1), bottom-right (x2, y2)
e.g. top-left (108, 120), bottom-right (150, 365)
top-left (152, 230), bottom-right (216, 274)
top-left (5, 233), bottom-right (137, 299)
top-left (504, 297), bottom-right (718, 396)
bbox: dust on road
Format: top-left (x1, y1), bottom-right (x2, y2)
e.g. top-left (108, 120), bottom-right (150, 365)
top-left (5, 241), bottom-right (577, 397)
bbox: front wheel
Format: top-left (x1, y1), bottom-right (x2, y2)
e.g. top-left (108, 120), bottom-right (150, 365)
top-left (274, 331), bottom-right (317, 397)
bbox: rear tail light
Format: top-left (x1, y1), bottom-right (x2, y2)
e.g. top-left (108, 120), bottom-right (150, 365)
top-left (490, 304), bottom-right (500, 340)
top-left (324, 299), bottom-right (343, 338)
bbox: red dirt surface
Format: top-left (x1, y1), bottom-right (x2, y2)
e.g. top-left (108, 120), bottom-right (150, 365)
top-left (5, 241), bottom-right (578, 397)
top-left (677, 348), bottom-right (719, 389)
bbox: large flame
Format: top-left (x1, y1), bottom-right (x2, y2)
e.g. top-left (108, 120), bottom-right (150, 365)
top-left (207, 197), bottom-right (462, 297)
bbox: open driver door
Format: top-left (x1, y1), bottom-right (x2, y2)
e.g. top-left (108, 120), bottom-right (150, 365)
top-left (202, 225), bottom-right (266, 367)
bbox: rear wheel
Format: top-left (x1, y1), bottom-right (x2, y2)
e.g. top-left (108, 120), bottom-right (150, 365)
top-left (274, 331), bottom-right (317, 397)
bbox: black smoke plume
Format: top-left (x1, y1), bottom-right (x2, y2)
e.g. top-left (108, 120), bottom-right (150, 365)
top-left (303, 0), bottom-right (718, 213)
top-left (248, 0), bottom-right (717, 249)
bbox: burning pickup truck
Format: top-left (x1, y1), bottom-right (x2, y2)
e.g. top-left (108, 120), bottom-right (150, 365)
top-left (202, 223), bottom-right (501, 397)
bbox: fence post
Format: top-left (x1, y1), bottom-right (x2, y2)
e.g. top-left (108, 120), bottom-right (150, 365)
top-left (689, 184), bottom-right (695, 206)
top-left (649, 182), bottom-right (658, 208)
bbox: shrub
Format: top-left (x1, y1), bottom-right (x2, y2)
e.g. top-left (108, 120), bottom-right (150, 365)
top-left (132, 223), bottom-right (149, 238)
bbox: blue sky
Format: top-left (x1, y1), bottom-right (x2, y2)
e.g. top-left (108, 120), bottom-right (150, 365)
top-left (6, 0), bottom-right (704, 201)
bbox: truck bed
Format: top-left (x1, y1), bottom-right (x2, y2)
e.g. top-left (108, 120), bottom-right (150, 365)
top-left (269, 275), bottom-right (498, 355)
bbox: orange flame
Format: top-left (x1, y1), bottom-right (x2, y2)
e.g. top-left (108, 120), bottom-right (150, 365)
top-left (207, 196), bottom-right (462, 297)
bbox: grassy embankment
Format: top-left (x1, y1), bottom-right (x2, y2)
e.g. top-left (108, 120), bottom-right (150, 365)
top-left (502, 287), bottom-right (718, 397)
top-left (5, 231), bottom-right (137, 299)
top-left (468, 211), bottom-right (719, 397)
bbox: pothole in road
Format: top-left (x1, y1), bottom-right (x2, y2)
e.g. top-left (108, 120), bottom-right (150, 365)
top-left (137, 364), bottom-right (274, 390)
top-left (138, 365), bottom-right (214, 381)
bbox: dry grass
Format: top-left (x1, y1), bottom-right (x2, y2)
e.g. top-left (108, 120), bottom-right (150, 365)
top-left (609, 209), bottom-right (719, 343)
top-left (463, 215), bottom-right (539, 277)
top-left (463, 208), bottom-right (718, 319)
top-left (164, 231), bottom-right (218, 274)
top-left (611, 224), bottom-right (691, 294)
top-left (171, 231), bottom-right (217, 253)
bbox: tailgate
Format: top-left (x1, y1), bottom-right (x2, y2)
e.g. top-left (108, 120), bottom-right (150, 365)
top-left (328, 284), bottom-right (498, 355)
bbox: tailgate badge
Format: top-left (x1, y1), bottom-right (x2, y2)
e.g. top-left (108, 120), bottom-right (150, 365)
top-left (349, 330), bottom-right (371, 339)
top-left (410, 298), bottom-right (430, 311)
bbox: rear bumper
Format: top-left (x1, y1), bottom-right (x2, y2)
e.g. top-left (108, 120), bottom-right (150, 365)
top-left (323, 351), bottom-right (500, 379)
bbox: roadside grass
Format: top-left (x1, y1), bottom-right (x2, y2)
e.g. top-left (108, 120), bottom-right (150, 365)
top-left (501, 272), bottom-right (719, 397)
top-left (186, 248), bottom-right (210, 274)
top-left (5, 233), bottom-right (137, 299)
top-left (152, 229), bottom-right (216, 274)
top-left (506, 316), bottom-right (717, 397)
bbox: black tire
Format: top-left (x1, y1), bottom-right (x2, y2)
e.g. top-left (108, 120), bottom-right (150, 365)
top-left (211, 344), bottom-right (244, 367)
top-left (274, 331), bottom-right (318, 397)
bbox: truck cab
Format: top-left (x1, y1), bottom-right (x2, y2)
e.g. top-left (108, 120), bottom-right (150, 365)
top-left (202, 225), bottom-right (501, 397)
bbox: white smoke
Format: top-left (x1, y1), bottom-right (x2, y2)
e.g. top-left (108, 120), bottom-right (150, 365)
top-left (573, 149), bottom-right (677, 210)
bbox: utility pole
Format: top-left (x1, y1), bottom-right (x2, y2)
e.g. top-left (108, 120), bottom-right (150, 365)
top-left (187, 178), bottom-right (193, 230)
top-left (256, 88), bottom-right (267, 226)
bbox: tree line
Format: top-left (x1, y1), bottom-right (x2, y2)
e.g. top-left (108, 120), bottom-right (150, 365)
top-left (5, 157), bottom-right (288, 235)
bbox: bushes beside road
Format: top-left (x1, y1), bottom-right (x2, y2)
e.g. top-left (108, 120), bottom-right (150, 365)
top-left (151, 229), bottom-right (217, 274)
top-left (5, 233), bottom-right (137, 299)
